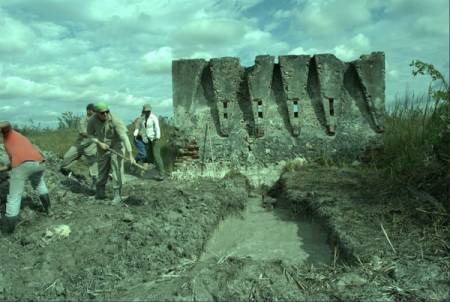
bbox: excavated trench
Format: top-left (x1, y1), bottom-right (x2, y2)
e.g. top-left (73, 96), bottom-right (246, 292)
top-left (201, 195), bottom-right (333, 266)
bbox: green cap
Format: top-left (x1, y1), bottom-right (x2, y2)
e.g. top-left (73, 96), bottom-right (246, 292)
top-left (95, 101), bottom-right (109, 112)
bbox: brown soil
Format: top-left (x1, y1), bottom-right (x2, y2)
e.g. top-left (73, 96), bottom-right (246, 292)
top-left (0, 153), bottom-right (448, 301)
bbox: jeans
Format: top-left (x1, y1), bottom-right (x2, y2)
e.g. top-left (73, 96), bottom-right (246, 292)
top-left (134, 137), bottom-right (147, 162)
top-left (6, 161), bottom-right (48, 217)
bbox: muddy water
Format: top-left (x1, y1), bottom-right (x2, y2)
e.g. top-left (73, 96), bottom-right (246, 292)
top-left (201, 197), bottom-right (333, 265)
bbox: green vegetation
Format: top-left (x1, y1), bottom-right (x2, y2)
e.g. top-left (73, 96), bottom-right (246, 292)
top-left (373, 61), bottom-right (448, 201)
top-left (19, 126), bottom-right (78, 158)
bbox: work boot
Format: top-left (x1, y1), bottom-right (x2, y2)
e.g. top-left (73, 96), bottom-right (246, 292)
top-left (1, 216), bottom-right (18, 234)
top-left (111, 189), bottom-right (122, 205)
top-left (155, 171), bottom-right (165, 181)
top-left (95, 186), bottom-right (107, 200)
top-left (39, 193), bottom-right (51, 215)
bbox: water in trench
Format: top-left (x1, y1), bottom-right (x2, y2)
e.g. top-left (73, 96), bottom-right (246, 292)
top-left (201, 197), bottom-right (333, 265)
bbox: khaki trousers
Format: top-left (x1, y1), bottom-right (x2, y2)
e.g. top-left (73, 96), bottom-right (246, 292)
top-left (96, 146), bottom-right (124, 191)
top-left (61, 143), bottom-right (98, 178)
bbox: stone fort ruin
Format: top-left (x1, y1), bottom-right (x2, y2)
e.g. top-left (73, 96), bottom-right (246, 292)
top-left (171, 52), bottom-right (384, 173)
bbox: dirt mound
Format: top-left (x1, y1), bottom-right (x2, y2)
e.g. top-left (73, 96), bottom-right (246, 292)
top-left (0, 150), bottom-right (248, 301)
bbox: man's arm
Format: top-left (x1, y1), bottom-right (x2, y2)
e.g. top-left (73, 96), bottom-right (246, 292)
top-left (78, 116), bottom-right (89, 138)
top-left (113, 116), bottom-right (133, 153)
top-left (132, 117), bottom-right (140, 137)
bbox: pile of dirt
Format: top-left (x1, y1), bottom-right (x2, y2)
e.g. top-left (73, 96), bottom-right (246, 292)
top-left (0, 150), bottom-right (248, 301)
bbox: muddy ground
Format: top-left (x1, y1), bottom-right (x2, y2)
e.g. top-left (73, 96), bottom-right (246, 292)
top-left (0, 151), bottom-right (449, 301)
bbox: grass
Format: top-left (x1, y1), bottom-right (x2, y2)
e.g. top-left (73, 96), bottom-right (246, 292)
top-left (19, 127), bottom-right (78, 157)
top-left (374, 95), bottom-right (448, 201)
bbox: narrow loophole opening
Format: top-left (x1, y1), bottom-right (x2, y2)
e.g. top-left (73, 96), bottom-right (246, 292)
top-left (257, 99), bottom-right (263, 119)
top-left (329, 98), bottom-right (334, 116)
top-left (293, 100), bottom-right (299, 118)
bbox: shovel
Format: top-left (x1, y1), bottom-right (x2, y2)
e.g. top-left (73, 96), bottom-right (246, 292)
top-left (107, 148), bottom-right (148, 171)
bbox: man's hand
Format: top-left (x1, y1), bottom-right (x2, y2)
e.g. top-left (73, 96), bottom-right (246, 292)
top-left (98, 142), bottom-right (110, 150)
top-left (129, 154), bottom-right (136, 165)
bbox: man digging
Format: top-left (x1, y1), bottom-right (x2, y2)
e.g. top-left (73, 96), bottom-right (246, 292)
top-left (87, 102), bottom-right (135, 204)
top-left (0, 121), bottom-right (51, 234)
top-left (60, 103), bottom-right (98, 190)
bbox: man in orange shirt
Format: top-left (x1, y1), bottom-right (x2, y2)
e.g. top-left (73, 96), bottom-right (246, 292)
top-left (0, 121), bottom-right (50, 234)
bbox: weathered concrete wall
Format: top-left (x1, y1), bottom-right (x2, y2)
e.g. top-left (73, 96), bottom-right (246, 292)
top-left (172, 52), bottom-right (385, 170)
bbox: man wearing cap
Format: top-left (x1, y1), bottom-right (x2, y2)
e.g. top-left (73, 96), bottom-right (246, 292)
top-left (0, 121), bottom-right (50, 234)
top-left (60, 103), bottom-right (98, 189)
top-left (87, 102), bottom-right (135, 204)
top-left (133, 103), bottom-right (165, 180)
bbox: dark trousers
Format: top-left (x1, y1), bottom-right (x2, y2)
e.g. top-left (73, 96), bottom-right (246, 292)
top-left (146, 139), bottom-right (165, 175)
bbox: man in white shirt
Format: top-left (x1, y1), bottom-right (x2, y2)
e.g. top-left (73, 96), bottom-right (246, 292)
top-left (133, 103), bottom-right (165, 180)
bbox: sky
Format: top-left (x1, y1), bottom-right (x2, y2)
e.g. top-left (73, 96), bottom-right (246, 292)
top-left (0, 0), bottom-right (448, 127)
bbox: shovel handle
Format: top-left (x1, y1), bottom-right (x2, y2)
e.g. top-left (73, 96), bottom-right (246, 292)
top-left (108, 148), bottom-right (148, 171)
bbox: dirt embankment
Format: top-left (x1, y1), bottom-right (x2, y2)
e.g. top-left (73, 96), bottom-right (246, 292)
top-left (270, 165), bottom-right (449, 301)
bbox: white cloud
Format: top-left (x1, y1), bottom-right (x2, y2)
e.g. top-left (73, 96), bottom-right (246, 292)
top-left (0, 10), bottom-right (36, 54)
top-left (38, 38), bottom-right (91, 56)
top-left (190, 51), bottom-right (213, 60)
top-left (288, 33), bottom-right (371, 61)
top-left (273, 9), bottom-right (292, 19)
top-left (293, 0), bottom-right (376, 35)
top-left (173, 19), bottom-right (244, 46)
top-left (415, 16), bottom-right (449, 35)
top-left (142, 47), bottom-right (173, 74)
top-left (0, 105), bottom-right (13, 112)
top-left (0, 76), bottom-right (75, 100)
top-left (70, 66), bottom-right (119, 86)
top-left (333, 33), bottom-right (371, 61)
top-left (288, 46), bottom-right (320, 55)
top-left (31, 21), bottom-right (69, 39)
